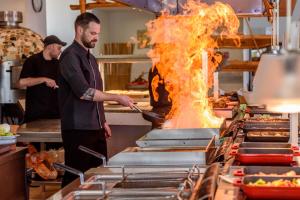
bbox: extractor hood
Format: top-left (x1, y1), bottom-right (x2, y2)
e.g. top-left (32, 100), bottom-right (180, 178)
top-left (113, 0), bottom-right (264, 16)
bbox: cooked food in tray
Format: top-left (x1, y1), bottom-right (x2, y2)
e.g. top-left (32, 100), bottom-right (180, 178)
top-left (247, 131), bottom-right (289, 137)
top-left (245, 117), bottom-right (289, 122)
top-left (237, 176), bottom-right (300, 199)
top-left (248, 178), bottom-right (300, 187)
top-left (208, 96), bottom-right (238, 108)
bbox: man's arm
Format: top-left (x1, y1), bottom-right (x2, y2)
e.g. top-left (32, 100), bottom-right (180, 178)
top-left (18, 55), bottom-right (58, 89)
top-left (18, 77), bottom-right (58, 89)
top-left (80, 89), bottom-right (134, 108)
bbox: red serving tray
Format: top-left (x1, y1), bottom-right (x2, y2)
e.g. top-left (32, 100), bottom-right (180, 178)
top-left (230, 149), bottom-right (300, 165)
top-left (235, 178), bottom-right (300, 200)
top-left (241, 185), bottom-right (300, 199)
top-left (231, 143), bottom-right (299, 150)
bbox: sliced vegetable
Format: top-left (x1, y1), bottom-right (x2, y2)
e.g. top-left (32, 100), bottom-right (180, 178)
top-left (248, 178), bottom-right (300, 187)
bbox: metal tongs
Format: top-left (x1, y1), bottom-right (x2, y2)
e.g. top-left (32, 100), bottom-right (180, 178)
top-left (132, 104), bottom-right (165, 124)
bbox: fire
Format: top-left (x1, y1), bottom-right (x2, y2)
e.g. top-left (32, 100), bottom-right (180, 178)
top-left (146, 1), bottom-right (240, 128)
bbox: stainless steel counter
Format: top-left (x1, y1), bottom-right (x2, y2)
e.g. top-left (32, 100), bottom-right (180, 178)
top-left (15, 104), bottom-right (153, 140)
top-left (17, 119), bottom-right (61, 143)
top-left (16, 118), bottom-right (151, 157)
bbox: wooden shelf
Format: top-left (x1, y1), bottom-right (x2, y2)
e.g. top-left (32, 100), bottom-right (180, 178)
top-left (214, 35), bottom-right (272, 49)
top-left (96, 55), bottom-right (151, 64)
top-left (220, 60), bottom-right (259, 72)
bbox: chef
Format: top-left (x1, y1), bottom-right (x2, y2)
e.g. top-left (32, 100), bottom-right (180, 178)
top-left (58, 12), bottom-right (134, 187)
top-left (18, 35), bottom-right (66, 123)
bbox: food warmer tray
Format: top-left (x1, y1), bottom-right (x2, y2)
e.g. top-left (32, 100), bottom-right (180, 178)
top-left (231, 142), bottom-right (298, 150)
top-left (213, 106), bottom-right (237, 119)
top-left (235, 176), bottom-right (300, 200)
top-left (230, 148), bottom-right (300, 165)
top-left (243, 122), bottom-right (289, 131)
top-left (246, 106), bottom-right (283, 116)
top-left (231, 166), bottom-right (300, 176)
top-left (244, 131), bottom-right (289, 142)
top-left (109, 137), bottom-right (216, 166)
top-left (136, 128), bottom-right (221, 148)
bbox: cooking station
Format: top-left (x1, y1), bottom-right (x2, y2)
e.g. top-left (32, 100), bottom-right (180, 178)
top-left (48, 127), bottom-right (223, 200)
top-left (1, 0), bottom-right (300, 199)
top-left (46, 113), bottom-right (300, 200)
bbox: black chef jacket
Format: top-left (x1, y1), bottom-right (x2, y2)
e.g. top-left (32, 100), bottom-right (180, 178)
top-left (20, 52), bottom-right (59, 122)
top-left (58, 41), bottom-right (106, 130)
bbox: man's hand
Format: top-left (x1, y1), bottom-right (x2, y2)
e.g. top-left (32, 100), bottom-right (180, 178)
top-left (117, 95), bottom-right (134, 108)
top-left (44, 78), bottom-right (58, 89)
top-left (103, 122), bottom-right (112, 138)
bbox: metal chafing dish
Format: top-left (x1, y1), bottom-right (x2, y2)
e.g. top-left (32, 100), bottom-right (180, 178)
top-left (50, 143), bottom-right (221, 200)
top-left (136, 128), bottom-right (221, 148)
top-left (240, 119), bottom-right (291, 142)
top-left (231, 142), bottom-right (298, 150)
top-left (108, 136), bottom-right (216, 166)
top-left (53, 164), bottom-right (203, 200)
top-left (230, 166), bottom-right (300, 177)
top-left (244, 130), bottom-right (290, 142)
top-left (243, 118), bottom-right (290, 131)
top-left (213, 106), bottom-right (238, 119)
top-left (64, 189), bottom-right (179, 200)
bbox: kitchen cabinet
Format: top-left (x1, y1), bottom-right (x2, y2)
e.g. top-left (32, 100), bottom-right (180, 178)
top-left (0, 147), bottom-right (27, 200)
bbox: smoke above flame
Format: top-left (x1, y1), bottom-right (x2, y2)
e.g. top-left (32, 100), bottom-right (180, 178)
top-left (146, 0), bottom-right (240, 128)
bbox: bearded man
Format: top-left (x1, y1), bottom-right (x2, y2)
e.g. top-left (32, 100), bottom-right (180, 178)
top-left (58, 12), bottom-right (134, 187)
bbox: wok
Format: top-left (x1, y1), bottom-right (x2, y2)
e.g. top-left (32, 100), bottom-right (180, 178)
top-left (132, 104), bottom-right (165, 124)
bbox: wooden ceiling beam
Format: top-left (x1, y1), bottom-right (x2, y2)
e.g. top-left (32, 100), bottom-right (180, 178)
top-left (71, 1), bottom-right (127, 12)
top-left (79, 0), bottom-right (86, 13)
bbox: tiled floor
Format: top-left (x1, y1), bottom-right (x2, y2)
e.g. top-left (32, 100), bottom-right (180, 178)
top-left (29, 185), bottom-right (61, 200)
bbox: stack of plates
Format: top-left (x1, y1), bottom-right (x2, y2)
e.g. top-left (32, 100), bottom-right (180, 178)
top-left (0, 135), bottom-right (17, 145)
top-left (0, 135), bottom-right (18, 154)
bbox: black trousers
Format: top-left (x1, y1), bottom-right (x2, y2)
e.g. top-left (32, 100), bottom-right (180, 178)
top-left (61, 129), bottom-right (107, 187)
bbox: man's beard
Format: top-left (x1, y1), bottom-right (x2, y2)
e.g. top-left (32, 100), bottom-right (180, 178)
top-left (81, 36), bottom-right (97, 48)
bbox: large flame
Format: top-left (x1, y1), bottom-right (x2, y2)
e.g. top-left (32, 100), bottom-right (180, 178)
top-left (147, 1), bottom-right (240, 128)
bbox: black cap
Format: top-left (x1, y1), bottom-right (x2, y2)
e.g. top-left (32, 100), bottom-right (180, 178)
top-left (43, 35), bottom-right (67, 46)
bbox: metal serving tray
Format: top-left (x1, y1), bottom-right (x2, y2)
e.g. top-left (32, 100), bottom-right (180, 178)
top-left (136, 138), bottom-right (212, 148)
top-left (141, 128), bottom-right (220, 139)
top-left (109, 137), bottom-right (215, 166)
top-left (64, 189), bottom-right (178, 200)
top-left (243, 121), bottom-right (290, 131)
top-left (245, 131), bottom-right (290, 142)
top-left (213, 106), bottom-right (237, 119)
top-left (136, 128), bottom-right (222, 148)
top-left (231, 166), bottom-right (300, 177)
top-left (232, 142), bottom-right (297, 150)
